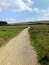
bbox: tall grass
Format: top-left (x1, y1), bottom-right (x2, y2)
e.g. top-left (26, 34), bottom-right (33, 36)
top-left (0, 26), bottom-right (26, 47)
top-left (29, 25), bottom-right (49, 65)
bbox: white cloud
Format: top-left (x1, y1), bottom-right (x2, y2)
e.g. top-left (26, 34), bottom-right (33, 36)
top-left (33, 8), bottom-right (40, 13)
top-left (0, 0), bottom-right (33, 12)
top-left (5, 18), bottom-right (17, 23)
top-left (41, 8), bottom-right (49, 17)
top-left (13, 0), bottom-right (32, 12)
top-left (34, 8), bottom-right (49, 21)
top-left (16, 17), bottom-right (35, 22)
top-left (1, 17), bottom-right (17, 23)
top-left (0, 17), bottom-right (35, 23)
top-left (27, 0), bottom-right (32, 4)
top-left (41, 10), bottom-right (47, 12)
top-left (27, 0), bottom-right (34, 5)
top-left (11, 8), bottom-right (49, 22)
top-left (0, 1), bottom-right (10, 7)
top-left (6, 18), bottom-right (17, 21)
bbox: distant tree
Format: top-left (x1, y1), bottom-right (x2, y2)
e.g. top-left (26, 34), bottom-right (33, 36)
top-left (0, 21), bottom-right (7, 25)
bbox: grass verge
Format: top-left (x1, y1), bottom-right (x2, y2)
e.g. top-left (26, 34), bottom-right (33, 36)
top-left (0, 26), bottom-right (26, 47)
top-left (28, 25), bottom-right (49, 65)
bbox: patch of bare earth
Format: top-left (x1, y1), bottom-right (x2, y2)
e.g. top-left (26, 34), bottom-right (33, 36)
top-left (0, 28), bottom-right (40, 65)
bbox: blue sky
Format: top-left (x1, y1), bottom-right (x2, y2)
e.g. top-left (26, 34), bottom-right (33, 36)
top-left (0, 0), bottom-right (49, 23)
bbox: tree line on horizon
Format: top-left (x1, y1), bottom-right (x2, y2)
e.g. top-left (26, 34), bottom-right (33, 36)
top-left (0, 21), bottom-right (7, 25)
top-left (0, 20), bottom-right (49, 26)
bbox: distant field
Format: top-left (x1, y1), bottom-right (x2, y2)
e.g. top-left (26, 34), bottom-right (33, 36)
top-left (0, 26), bottom-right (26, 47)
top-left (29, 25), bottom-right (49, 65)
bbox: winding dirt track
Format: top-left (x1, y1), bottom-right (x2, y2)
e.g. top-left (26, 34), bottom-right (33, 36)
top-left (0, 28), bottom-right (40, 65)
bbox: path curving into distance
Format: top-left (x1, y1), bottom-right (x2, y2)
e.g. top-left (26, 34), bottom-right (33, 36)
top-left (0, 28), bottom-right (40, 65)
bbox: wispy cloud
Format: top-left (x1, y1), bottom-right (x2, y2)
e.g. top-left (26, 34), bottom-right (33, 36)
top-left (13, 0), bottom-right (33, 12)
top-left (27, 0), bottom-right (34, 5)
top-left (0, 1), bottom-right (10, 7)
top-left (0, 17), bottom-right (17, 23)
top-left (0, 17), bottom-right (35, 23)
top-left (41, 10), bottom-right (47, 12)
top-left (33, 8), bottom-right (40, 13)
top-left (0, 0), bottom-right (34, 12)
top-left (33, 8), bottom-right (49, 21)
top-left (0, 0), bottom-right (49, 23)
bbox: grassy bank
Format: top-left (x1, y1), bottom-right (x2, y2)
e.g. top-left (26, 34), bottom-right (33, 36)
top-left (29, 25), bottom-right (49, 65)
top-left (0, 26), bottom-right (26, 47)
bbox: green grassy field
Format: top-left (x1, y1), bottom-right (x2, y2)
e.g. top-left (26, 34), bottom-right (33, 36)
top-left (0, 26), bottom-right (26, 47)
top-left (29, 25), bottom-right (49, 65)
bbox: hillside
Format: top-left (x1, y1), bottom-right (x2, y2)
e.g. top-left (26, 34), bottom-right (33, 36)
top-left (10, 20), bottom-right (49, 25)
